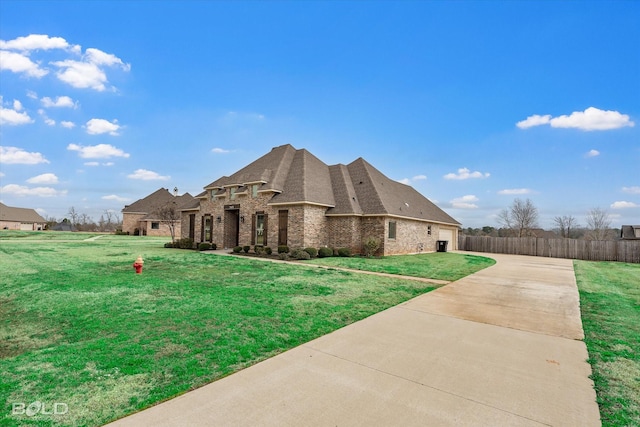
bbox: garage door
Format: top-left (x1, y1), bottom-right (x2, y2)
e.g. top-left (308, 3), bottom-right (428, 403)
top-left (438, 229), bottom-right (453, 243)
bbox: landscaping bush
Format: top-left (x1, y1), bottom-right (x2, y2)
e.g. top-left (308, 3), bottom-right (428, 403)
top-left (303, 247), bottom-right (318, 258)
top-left (243, 245), bottom-right (250, 253)
top-left (232, 246), bottom-right (243, 253)
top-left (290, 248), bottom-right (311, 260)
top-left (211, 243), bottom-right (217, 250)
top-left (278, 252), bottom-right (290, 260)
top-left (175, 238), bottom-right (194, 249)
top-left (264, 246), bottom-right (272, 255)
top-left (164, 242), bottom-right (174, 248)
top-left (318, 247), bottom-right (333, 258)
top-left (254, 245), bottom-right (264, 255)
top-left (198, 242), bottom-right (211, 251)
top-left (277, 245), bottom-right (290, 254)
top-left (362, 237), bottom-right (380, 257)
top-left (338, 247), bottom-right (351, 257)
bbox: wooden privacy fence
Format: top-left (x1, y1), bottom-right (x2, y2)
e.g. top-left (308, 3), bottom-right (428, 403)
top-left (458, 236), bottom-right (640, 263)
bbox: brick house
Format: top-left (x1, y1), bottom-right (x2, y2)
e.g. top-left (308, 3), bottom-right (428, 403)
top-left (0, 202), bottom-right (46, 231)
top-left (181, 144), bottom-right (461, 255)
top-left (122, 188), bottom-right (194, 238)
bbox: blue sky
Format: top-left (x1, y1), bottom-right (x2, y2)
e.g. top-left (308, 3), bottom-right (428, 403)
top-left (1, 0), bottom-right (638, 229)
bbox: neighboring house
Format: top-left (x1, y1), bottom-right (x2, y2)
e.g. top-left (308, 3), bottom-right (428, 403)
top-left (51, 220), bottom-right (76, 232)
top-left (181, 144), bottom-right (461, 255)
top-left (0, 202), bottom-right (46, 231)
top-left (620, 225), bottom-right (640, 240)
top-left (122, 188), bottom-right (195, 238)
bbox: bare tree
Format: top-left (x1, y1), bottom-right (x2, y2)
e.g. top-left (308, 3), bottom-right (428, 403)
top-left (585, 207), bottom-right (612, 240)
top-left (553, 215), bottom-right (579, 238)
top-left (67, 206), bottom-right (79, 227)
top-left (155, 201), bottom-right (180, 243)
top-left (498, 198), bottom-right (539, 237)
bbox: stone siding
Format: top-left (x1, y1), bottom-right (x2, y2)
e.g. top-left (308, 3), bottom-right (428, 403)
top-left (187, 189), bottom-right (458, 255)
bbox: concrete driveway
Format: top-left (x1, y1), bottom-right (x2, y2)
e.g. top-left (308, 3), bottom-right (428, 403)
top-left (107, 253), bottom-right (600, 426)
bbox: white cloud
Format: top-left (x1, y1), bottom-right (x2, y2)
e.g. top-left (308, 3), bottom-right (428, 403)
top-left (0, 97), bottom-right (34, 125)
top-left (498, 188), bottom-right (532, 195)
top-left (211, 147), bottom-right (231, 154)
top-left (26, 173), bottom-right (58, 184)
top-left (85, 48), bottom-right (131, 71)
top-left (444, 167), bottom-right (490, 180)
top-left (127, 169), bottom-right (170, 181)
top-left (611, 201), bottom-right (639, 209)
top-left (51, 48), bottom-right (130, 91)
top-left (60, 121), bottom-right (75, 129)
top-left (53, 60), bottom-right (109, 91)
top-left (85, 118), bottom-right (120, 135)
top-left (0, 50), bottom-right (48, 78)
top-left (102, 194), bottom-right (129, 202)
top-left (0, 146), bottom-right (49, 164)
top-left (622, 186), bottom-right (640, 195)
top-left (67, 143), bottom-right (129, 159)
top-left (517, 107), bottom-right (634, 131)
top-left (26, 90), bottom-right (38, 99)
top-left (84, 161), bottom-right (114, 167)
top-left (516, 114), bottom-right (551, 129)
top-left (1, 35), bottom-right (129, 91)
top-left (585, 149), bottom-right (600, 158)
top-left (0, 34), bottom-right (76, 51)
top-left (0, 184), bottom-right (66, 197)
top-left (398, 174), bottom-right (427, 185)
top-left (41, 96), bottom-right (76, 108)
top-left (450, 195), bottom-right (479, 209)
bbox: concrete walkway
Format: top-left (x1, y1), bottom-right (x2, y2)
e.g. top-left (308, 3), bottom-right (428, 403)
top-left (107, 253), bottom-right (600, 426)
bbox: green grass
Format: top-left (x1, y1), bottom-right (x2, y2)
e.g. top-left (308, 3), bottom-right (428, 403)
top-left (0, 233), bottom-right (494, 426)
top-left (574, 260), bottom-right (640, 426)
top-left (304, 252), bottom-right (496, 281)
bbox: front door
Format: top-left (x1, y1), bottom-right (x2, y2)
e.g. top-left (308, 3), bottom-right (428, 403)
top-left (224, 210), bottom-right (240, 248)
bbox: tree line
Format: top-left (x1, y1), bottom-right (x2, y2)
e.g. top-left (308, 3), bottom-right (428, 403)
top-left (463, 198), bottom-right (619, 241)
top-left (43, 206), bottom-right (123, 232)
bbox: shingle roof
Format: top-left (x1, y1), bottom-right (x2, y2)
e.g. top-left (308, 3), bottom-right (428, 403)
top-left (621, 225), bottom-right (640, 239)
top-left (122, 188), bottom-right (195, 215)
top-left (200, 145), bottom-right (460, 226)
top-left (0, 202), bottom-right (46, 223)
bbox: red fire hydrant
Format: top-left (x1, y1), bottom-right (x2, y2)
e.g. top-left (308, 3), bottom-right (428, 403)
top-left (133, 255), bottom-right (144, 274)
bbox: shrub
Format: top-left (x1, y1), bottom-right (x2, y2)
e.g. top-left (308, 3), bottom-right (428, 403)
top-left (198, 242), bottom-right (211, 251)
top-left (318, 247), bottom-right (333, 258)
top-left (338, 247), bottom-right (351, 257)
top-left (211, 243), bottom-right (217, 250)
top-left (278, 252), bottom-right (290, 261)
top-left (362, 237), bottom-right (380, 257)
top-left (164, 242), bottom-right (174, 248)
top-left (243, 245), bottom-right (250, 253)
top-left (264, 246), bottom-right (272, 255)
top-left (277, 245), bottom-right (290, 254)
top-left (175, 238), bottom-right (194, 249)
top-left (232, 246), bottom-right (242, 253)
top-left (303, 247), bottom-right (318, 258)
top-left (290, 248), bottom-right (311, 260)
top-left (254, 245), bottom-right (264, 255)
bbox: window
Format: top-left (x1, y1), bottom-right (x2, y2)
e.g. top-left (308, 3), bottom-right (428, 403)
top-left (230, 187), bottom-right (236, 200)
top-left (428, 225), bottom-right (432, 236)
top-left (151, 222), bottom-right (160, 230)
top-left (252, 184), bottom-right (259, 198)
top-left (211, 189), bottom-right (216, 199)
top-left (255, 214), bottom-right (265, 245)
top-left (204, 216), bottom-right (212, 242)
top-left (388, 221), bottom-right (396, 239)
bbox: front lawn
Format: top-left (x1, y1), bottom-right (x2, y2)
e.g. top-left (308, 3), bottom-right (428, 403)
top-left (304, 252), bottom-right (496, 281)
top-left (574, 260), bottom-right (640, 426)
top-left (0, 235), bottom-right (492, 426)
